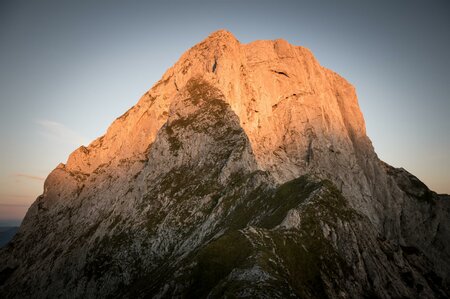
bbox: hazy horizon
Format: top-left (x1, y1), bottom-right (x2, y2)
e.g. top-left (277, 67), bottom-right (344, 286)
top-left (1, 0), bottom-right (449, 225)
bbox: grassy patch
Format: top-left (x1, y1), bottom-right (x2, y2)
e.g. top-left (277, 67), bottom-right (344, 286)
top-left (184, 231), bottom-right (253, 298)
top-left (168, 135), bottom-right (182, 153)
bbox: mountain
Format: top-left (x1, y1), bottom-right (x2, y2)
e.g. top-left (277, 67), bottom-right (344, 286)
top-left (0, 227), bottom-right (19, 248)
top-left (1, 30), bottom-right (449, 298)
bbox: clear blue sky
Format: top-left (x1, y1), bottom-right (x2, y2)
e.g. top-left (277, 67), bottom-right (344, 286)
top-left (1, 0), bottom-right (449, 226)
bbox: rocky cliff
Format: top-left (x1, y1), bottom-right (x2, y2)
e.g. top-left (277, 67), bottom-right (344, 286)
top-left (1, 30), bottom-right (449, 298)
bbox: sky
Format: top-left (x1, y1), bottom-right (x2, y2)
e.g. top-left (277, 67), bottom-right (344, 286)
top-left (0, 0), bottom-right (449, 226)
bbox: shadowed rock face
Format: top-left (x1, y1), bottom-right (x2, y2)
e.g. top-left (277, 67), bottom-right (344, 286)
top-left (1, 31), bottom-right (449, 298)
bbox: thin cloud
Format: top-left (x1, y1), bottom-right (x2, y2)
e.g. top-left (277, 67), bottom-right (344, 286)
top-left (36, 119), bottom-right (87, 146)
top-left (0, 194), bottom-right (37, 206)
top-left (14, 173), bottom-right (45, 181)
top-left (0, 194), bottom-right (36, 199)
top-left (0, 203), bottom-right (31, 208)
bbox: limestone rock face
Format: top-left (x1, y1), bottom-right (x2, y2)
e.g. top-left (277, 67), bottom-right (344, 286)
top-left (1, 30), bottom-right (449, 298)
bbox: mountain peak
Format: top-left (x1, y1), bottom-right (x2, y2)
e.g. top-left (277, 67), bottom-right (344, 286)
top-left (2, 32), bottom-right (449, 298)
top-left (206, 29), bottom-right (238, 41)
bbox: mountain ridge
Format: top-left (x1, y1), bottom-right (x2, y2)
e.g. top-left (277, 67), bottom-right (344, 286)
top-left (1, 30), bottom-right (449, 298)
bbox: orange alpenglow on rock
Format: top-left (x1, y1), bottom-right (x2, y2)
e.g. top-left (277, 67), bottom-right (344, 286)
top-left (1, 30), bottom-right (449, 298)
top-left (68, 30), bottom-right (370, 198)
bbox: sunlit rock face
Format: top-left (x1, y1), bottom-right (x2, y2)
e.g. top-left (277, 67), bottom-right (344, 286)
top-left (1, 30), bottom-right (449, 298)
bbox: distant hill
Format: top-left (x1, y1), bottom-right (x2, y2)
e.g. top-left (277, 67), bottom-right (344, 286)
top-left (0, 227), bottom-right (19, 247)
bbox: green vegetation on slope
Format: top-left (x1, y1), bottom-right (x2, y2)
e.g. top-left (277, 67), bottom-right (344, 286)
top-left (170, 176), bottom-right (357, 298)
